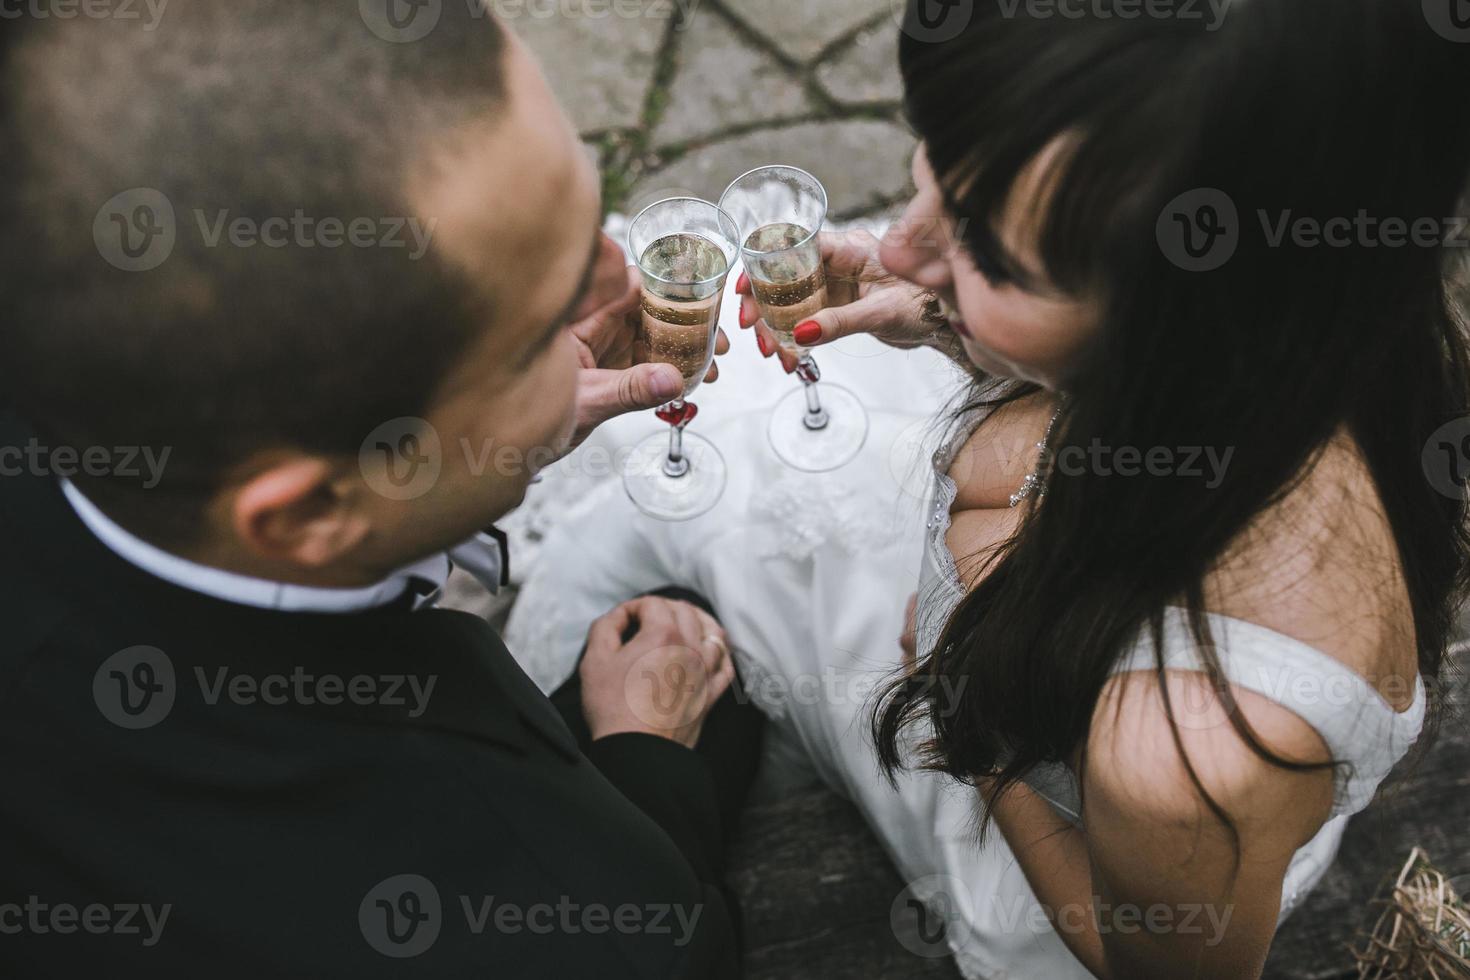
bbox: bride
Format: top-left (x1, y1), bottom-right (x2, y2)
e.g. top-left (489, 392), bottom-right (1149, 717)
top-left (509, 2), bottom-right (1470, 976)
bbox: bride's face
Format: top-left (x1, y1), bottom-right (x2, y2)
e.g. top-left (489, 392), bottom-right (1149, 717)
top-left (879, 144), bottom-right (1099, 389)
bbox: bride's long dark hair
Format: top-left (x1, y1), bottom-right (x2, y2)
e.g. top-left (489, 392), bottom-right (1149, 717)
top-left (875, 0), bottom-right (1470, 833)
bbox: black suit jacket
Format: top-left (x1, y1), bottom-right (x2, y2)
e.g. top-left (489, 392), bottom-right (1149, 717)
top-left (0, 413), bottom-right (738, 978)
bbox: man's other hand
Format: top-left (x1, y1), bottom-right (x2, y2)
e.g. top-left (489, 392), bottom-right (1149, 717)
top-left (579, 595), bottom-right (734, 749)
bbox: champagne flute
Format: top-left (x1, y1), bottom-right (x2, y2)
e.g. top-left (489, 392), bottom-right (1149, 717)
top-left (719, 165), bottom-right (869, 472)
top-left (621, 198), bottom-right (739, 521)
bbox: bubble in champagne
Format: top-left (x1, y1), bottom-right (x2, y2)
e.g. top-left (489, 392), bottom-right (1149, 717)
top-left (743, 222), bottom-right (808, 251)
top-left (641, 232), bottom-right (728, 291)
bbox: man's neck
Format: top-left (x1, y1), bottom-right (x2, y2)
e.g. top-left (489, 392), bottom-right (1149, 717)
top-left (60, 479), bottom-right (449, 612)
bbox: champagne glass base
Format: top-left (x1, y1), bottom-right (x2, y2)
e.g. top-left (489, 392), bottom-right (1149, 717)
top-left (768, 384), bottom-right (868, 472)
top-left (623, 430), bottom-right (727, 521)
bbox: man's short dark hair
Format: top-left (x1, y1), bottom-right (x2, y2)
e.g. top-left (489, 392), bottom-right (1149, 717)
top-left (0, 2), bottom-right (510, 545)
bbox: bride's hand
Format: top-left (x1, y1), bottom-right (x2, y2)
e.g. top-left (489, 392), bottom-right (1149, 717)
top-left (735, 230), bottom-right (948, 370)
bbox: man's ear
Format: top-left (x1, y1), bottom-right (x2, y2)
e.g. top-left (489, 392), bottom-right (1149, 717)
top-left (230, 457), bottom-right (372, 568)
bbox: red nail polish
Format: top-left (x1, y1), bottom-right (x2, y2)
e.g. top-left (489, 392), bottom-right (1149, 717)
top-left (736, 271), bottom-right (749, 293)
top-left (793, 320), bottom-right (822, 346)
top-left (739, 304), bottom-right (754, 328)
top-left (782, 359), bottom-right (795, 374)
top-left (756, 333), bottom-right (771, 357)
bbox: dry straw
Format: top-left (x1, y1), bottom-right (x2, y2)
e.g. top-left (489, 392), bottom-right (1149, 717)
top-left (1351, 848), bottom-right (1470, 979)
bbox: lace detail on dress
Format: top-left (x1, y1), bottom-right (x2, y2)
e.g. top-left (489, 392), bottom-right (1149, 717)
top-left (499, 452), bottom-right (620, 584)
top-left (917, 405), bottom-right (994, 657)
top-left (502, 562), bottom-right (578, 693)
top-left (502, 469), bottom-right (625, 693)
top-left (926, 466), bottom-right (964, 599)
top-left (750, 473), bottom-right (901, 561)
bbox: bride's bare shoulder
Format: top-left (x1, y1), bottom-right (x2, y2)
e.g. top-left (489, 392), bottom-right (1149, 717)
top-left (946, 403), bottom-right (1418, 698)
top-left (1206, 430), bottom-right (1418, 707)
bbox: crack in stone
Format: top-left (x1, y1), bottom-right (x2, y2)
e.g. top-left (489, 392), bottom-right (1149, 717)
top-left (809, 7), bottom-right (896, 67)
top-left (590, 0), bottom-right (909, 217)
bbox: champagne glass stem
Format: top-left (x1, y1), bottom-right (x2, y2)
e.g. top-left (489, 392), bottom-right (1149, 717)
top-left (663, 400), bottom-right (691, 478)
top-left (796, 355), bottom-right (830, 431)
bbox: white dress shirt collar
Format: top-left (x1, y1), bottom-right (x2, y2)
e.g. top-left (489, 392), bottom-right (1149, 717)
top-left (59, 479), bottom-right (458, 613)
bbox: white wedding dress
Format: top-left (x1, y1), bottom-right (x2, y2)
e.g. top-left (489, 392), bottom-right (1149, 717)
top-left (504, 263), bottom-right (1425, 978)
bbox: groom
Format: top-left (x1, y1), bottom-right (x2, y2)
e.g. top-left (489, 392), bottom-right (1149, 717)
top-left (0, 4), bottom-right (759, 977)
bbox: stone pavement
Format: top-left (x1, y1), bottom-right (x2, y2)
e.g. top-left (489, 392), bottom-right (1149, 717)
top-left (509, 0), bottom-right (917, 220)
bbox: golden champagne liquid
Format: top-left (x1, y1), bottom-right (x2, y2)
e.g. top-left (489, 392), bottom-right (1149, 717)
top-left (744, 222), bottom-right (828, 352)
top-left (636, 233), bottom-right (726, 396)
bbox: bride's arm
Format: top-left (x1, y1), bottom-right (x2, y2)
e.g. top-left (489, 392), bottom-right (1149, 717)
top-left (980, 781), bottom-right (1110, 974)
top-left (988, 670), bottom-right (1335, 979)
